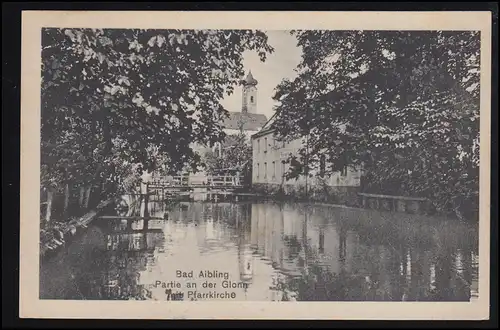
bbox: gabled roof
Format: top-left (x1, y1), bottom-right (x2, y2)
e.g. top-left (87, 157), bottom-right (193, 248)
top-left (260, 111), bottom-right (277, 130)
top-left (223, 111), bottom-right (268, 131)
top-left (251, 111), bottom-right (277, 139)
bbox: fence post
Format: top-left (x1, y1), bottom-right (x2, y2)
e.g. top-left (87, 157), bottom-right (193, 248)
top-left (143, 183), bottom-right (150, 219)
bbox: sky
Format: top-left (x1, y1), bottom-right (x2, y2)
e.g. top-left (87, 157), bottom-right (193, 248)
top-left (220, 30), bottom-right (303, 121)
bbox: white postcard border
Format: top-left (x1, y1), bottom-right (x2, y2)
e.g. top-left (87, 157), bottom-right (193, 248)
top-left (20, 10), bottom-right (492, 320)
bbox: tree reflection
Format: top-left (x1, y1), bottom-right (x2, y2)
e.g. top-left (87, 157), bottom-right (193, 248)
top-left (272, 212), bottom-right (476, 302)
top-left (42, 200), bottom-right (479, 302)
top-left (95, 218), bottom-right (166, 300)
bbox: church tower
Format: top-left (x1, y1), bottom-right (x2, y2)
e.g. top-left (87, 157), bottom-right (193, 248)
top-left (241, 71), bottom-right (258, 114)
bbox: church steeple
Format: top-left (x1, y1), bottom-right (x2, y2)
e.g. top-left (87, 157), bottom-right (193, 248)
top-left (243, 70), bottom-right (258, 86)
top-left (241, 70), bottom-right (258, 114)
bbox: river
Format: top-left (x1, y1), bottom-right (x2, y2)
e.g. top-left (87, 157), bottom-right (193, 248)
top-left (39, 197), bottom-right (479, 302)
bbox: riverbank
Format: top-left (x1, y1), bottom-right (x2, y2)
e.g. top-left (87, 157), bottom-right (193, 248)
top-left (247, 184), bottom-right (478, 222)
top-left (39, 198), bottom-right (117, 259)
top-left (250, 183), bottom-right (360, 207)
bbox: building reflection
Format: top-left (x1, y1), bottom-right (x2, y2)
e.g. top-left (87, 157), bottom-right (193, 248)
top-left (188, 202), bottom-right (247, 254)
top-left (246, 203), bottom-right (478, 302)
top-left (236, 210), bottom-right (254, 299)
top-left (81, 201), bottom-right (479, 302)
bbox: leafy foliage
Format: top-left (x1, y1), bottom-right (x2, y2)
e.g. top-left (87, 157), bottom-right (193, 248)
top-left (271, 31), bottom-right (480, 216)
top-left (41, 28), bottom-right (273, 192)
top-left (202, 132), bottom-right (252, 174)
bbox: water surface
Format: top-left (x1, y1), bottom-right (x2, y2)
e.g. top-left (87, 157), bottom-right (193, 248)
top-left (40, 199), bottom-right (479, 301)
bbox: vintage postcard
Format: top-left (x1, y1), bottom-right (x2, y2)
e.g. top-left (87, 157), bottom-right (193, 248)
top-left (20, 11), bottom-right (492, 320)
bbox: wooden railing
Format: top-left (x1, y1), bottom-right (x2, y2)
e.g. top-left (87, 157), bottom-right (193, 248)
top-left (207, 176), bottom-right (244, 187)
top-left (149, 175), bottom-right (245, 188)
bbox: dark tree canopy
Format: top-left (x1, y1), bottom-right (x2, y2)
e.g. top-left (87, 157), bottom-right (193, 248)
top-left (271, 30), bottom-right (480, 215)
top-left (41, 28), bottom-right (273, 191)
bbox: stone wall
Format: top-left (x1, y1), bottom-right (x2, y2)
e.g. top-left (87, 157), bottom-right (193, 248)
top-left (252, 182), bottom-right (361, 207)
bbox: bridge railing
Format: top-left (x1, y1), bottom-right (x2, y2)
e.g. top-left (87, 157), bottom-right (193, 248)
top-left (173, 176), bottom-right (190, 186)
top-left (207, 176), bottom-right (244, 186)
top-left (149, 175), bottom-right (245, 187)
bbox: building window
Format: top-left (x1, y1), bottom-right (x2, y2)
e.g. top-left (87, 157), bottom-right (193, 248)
top-left (319, 155), bottom-right (326, 178)
top-left (257, 163), bottom-right (260, 178)
top-left (264, 162), bottom-right (267, 179)
top-left (257, 139), bottom-right (260, 153)
top-left (272, 161), bottom-right (276, 179)
top-left (281, 161), bottom-right (286, 181)
top-left (264, 138), bottom-right (267, 153)
top-left (250, 96), bottom-right (254, 103)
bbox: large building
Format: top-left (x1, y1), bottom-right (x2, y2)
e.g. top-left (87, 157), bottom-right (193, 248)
top-left (250, 114), bottom-right (362, 205)
top-left (188, 71), bottom-right (268, 184)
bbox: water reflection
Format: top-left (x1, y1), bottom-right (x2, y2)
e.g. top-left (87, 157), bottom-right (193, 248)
top-left (40, 200), bottom-right (479, 302)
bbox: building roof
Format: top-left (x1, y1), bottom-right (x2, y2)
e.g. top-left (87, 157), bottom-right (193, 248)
top-left (241, 71), bottom-right (258, 86)
top-left (223, 111), bottom-right (268, 131)
top-left (251, 112), bottom-right (277, 139)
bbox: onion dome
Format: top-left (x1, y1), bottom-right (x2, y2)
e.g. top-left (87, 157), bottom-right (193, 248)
top-left (242, 70), bottom-right (258, 86)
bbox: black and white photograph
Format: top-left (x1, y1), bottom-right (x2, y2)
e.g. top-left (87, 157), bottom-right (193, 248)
top-left (19, 10), bottom-right (492, 320)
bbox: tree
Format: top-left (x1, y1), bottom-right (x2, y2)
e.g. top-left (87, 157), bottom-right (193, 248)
top-left (271, 31), bottom-right (480, 218)
top-left (41, 28), bottom-right (274, 194)
top-left (202, 132), bottom-right (252, 175)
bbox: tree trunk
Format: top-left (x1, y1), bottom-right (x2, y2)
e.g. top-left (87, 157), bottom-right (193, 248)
top-left (63, 183), bottom-right (70, 219)
top-left (454, 206), bottom-right (466, 222)
top-left (451, 197), bottom-right (467, 222)
top-left (79, 185), bottom-right (85, 209)
top-left (45, 189), bottom-right (54, 222)
top-left (84, 185), bottom-right (92, 209)
top-left (127, 194), bottom-right (138, 217)
top-left (102, 113), bottom-right (113, 155)
top-left (143, 192), bottom-right (150, 230)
